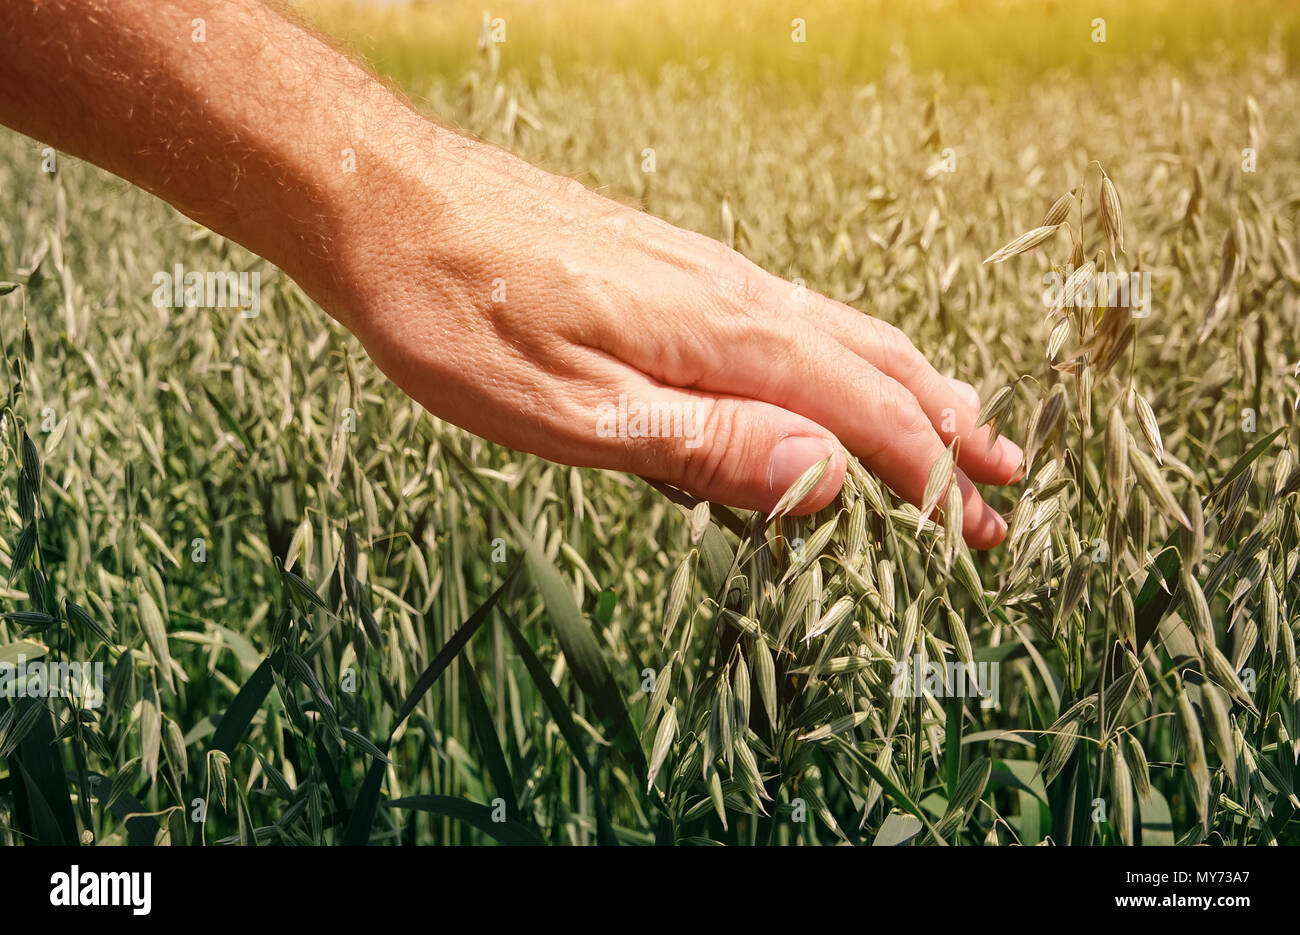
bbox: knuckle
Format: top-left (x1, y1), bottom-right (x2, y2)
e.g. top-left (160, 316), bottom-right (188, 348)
top-left (676, 399), bottom-right (747, 494)
top-left (898, 395), bottom-right (935, 440)
top-left (877, 320), bottom-right (925, 373)
top-left (864, 382), bottom-right (930, 457)
top-left (875, 320), bottom-right (912, 348)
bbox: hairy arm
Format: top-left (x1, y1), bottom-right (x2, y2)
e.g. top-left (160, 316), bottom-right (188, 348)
top-left (0, 0), bottom-right (433, 314)
top-left (0, 0), bottom-right (1022, 546)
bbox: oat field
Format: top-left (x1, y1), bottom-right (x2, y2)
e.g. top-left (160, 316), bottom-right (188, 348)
top-left (0, 2), bottom-right (1298, 845)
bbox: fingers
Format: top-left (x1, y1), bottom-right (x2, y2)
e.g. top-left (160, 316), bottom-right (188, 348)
top-left (565, 243), bottom-right (1014, 545)
top-left (790, 342), bottom-right (1008, 549)
top-left (633, 329), bottom-right (1008, 547)
top-left (952, 467), bottom-right (1010, 550)
top-left (809, 296), bottom-right (1025, 485)
top-left (633, 390), bottom-right (847, 515)
top-left (554, 363), bottom-right (848, 516)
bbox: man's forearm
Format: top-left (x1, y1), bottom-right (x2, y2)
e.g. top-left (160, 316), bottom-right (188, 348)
top-left (0, 0), bottom-right (439, 313)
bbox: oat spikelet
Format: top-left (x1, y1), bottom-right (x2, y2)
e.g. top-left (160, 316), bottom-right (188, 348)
top-left (1131, 389), bottom-right (1164, 464)
top-left (983, 224), bottom-right (1061, 264)
top-left (1100, 172), bottom-right (1125, 258)
top-left (1040, 188), bottom-right (1076, 227)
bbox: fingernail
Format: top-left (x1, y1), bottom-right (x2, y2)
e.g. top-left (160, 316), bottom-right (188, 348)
top-left (768, 435), bottom-right (835, 495)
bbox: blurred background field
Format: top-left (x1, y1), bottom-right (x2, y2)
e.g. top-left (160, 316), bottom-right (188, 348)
top-left (0, 0), bottom-right (1297, 846)
top-left (296, 0), bottom-right (1300, 89)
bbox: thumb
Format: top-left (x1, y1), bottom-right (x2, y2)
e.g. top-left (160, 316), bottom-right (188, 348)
top-left (605, 386), bottom-right (846, 515)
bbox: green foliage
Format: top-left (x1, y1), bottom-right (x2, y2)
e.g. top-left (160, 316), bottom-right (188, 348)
top-left (0, 17), bottom-right (1298, 845)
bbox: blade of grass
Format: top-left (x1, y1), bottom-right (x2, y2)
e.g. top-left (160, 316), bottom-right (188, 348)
top-left (343, 566), bottom-right (518, 845)
top-left (384, 795), bottom-right (543, 845)
top-left (524, 540), bottom-right (647, 785)
top-left (460, 656), bottom-right (517, 810)
top-left (211, 651), bottom-right (282, 756)
top-left (10, 699), bottom-right (76, 845)
top-left (501, 612), bottom-right (617, 845)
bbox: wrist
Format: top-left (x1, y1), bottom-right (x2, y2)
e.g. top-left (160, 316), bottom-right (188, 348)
top-left (308, 116), bottom-right (535, 335)
top-left (265, 106), bottom-right (446, 326)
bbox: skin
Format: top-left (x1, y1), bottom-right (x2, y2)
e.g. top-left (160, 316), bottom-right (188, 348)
top-left (0, 0), bottom-right (1023, 547)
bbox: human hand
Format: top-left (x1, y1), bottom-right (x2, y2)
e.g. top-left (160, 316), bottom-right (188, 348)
top-left (0, 0), bottom-right (1021, 548)
top-left (327, 126), bottom-right (1023, 548)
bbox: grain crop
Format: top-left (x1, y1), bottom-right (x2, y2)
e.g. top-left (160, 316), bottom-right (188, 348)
top-left (0, 5), bottom-right (1297, 845)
